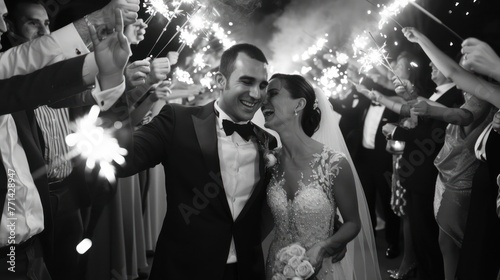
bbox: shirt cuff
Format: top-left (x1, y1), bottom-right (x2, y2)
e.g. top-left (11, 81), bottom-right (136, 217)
top-left (50, 23), bottom-right (89, 59)
top-left (92, 76), bottom-right (126, 111)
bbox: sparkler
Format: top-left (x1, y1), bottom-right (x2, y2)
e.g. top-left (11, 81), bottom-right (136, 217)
top-left (352, 34), bottom-right (369, 57)
top-left (174, 68), bottom-right (194, 84)
top-left (336, 52), bottom-right (349, 65)
top-left (65, 106), bottom-right (128, 183)
top-left (409, 1), bottom-right (464, 41)
top-left (143, 0), bottom-right (170, 24)
top-left (154, 5), bottom-right (203, 58)
top-left (373, 0), bottom-right (413, 29)
top-left (146, 0), bottom-right (192, 57)
top-left (357, 46), bottom-right (388, 73)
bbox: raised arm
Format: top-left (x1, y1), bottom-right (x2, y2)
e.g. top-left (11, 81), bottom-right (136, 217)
top-left (0, 9), bottom-right (130, 114)
top-left (403, 27), bottom-right (500, 108)
top-left (0, 0), bottom-right (139, 78)
top-left (411, 100), bottom-right (473, 126)
top-left (355, 84), bottom-right (411, 117)
top-left (72, 0), bottom-right (139, 51)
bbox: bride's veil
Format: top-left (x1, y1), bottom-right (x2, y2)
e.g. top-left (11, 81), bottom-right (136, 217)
top-left (312, 87), bottom-right (382, 280)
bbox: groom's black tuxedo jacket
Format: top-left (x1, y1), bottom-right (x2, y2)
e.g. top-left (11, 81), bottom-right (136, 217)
top-left (116, 101), bottom-right (277, 280)
top-left (391, 86), bottom-right (464, 195)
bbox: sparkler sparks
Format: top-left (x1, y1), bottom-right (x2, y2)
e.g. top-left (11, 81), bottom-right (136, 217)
top-left (357, 46), bottom-right (388, 73)
top-left (174, 68), bottom-right (194, 84)
top-left (144, 0), bottom-right (170, 19)
top-left (352, 35), bottom-right (369, 57)
top-left (65, 106), bottom-right (127, 183)
top-left (378, 0), bottom-right (414, 29)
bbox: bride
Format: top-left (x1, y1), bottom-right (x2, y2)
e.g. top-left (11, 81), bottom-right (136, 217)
top-left (261, 74), bottom-right (381, 280)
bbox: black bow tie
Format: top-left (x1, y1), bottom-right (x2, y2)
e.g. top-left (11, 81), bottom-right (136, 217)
top-left (222, 119), bottom-right (255, 141)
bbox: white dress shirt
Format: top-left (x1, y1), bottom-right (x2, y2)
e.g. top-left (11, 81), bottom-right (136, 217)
top-left (474, 123), bottom-right (493, 161)
top-left (362, 104), bottom-right (386, 149)
top-left (214, 101), bottom-right (260, 263)
top-left (429, 83), bottom-right (455, 102)
top-left (0, 24), bottom-right (88, 77)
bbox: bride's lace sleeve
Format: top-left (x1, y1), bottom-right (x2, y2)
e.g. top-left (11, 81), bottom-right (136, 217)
top-left (320, 149), bottom-right (347, 207)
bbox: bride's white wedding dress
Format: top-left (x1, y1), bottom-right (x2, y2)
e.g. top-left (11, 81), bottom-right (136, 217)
top-left (266, 146), bottom-right (351, 280)
top-left (261, 87), bottom-right (381, 280)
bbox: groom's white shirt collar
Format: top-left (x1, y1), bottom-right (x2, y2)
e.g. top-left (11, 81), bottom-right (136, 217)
top-left (214, 101), bottom-right (251, 131)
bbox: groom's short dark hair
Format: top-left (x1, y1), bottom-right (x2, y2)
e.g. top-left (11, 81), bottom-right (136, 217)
top-left (219, 43), bottom-right (268, 79)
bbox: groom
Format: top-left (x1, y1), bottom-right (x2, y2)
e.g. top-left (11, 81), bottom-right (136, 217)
top-left (115, 43), bottom-right (276, 279)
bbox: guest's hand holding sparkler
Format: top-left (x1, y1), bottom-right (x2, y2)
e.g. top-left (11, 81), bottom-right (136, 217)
top-left (154, 81), bottom-right (173, 101)
top-left (146, 57), bottom-right (172, 84)
top-left (461, 38), bottom-right (500, 82)
top-left (392, 76), bottom-right (416, 100)
top-left (355, 84), bottom-right (381, 103)
top-left (401, 27), bottom-right (423, 44)
top-left (125, 19), bottom-right (148, 45)
top-left (90, 9), bottom-right (131, 90)
top-left (167, 51), bottom-right (180, 66)
top-left (125, 59), bottom-right (151, 87)
top-left (102, 0), bottom-right (140, 28)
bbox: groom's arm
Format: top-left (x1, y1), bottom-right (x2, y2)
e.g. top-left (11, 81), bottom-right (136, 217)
top-left (110, 103), bottom-right (174, 177)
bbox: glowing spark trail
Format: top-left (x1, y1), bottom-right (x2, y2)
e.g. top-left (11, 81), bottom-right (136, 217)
top-left (65, 106), bottom-right (127, 183)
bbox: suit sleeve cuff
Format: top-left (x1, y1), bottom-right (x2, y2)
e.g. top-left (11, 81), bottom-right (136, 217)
top-left (50, 23), bottom-right (90, 59)
top-left (390, 126), bottom-right (398, 140)
top-left (92, 76), bottom-right (126, 111)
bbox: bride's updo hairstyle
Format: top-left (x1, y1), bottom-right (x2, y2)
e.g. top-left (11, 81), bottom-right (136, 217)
top-left (270, 74), bottom-right (321, 137)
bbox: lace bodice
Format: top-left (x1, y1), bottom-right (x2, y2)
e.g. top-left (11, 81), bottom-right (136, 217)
top-left (266, 146), bottom-right (347, 279)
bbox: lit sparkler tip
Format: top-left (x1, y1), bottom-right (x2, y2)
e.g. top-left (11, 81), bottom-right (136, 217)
top-left (65, 105), bottom-right (127, 183)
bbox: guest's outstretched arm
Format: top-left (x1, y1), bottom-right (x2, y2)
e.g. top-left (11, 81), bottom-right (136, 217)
top-left (0, 10), bottom-right (130, 114)
top-left (411, 100), bottom-right (473, 126)
top-left (356, 85), bottom-right (411, 117)
top-left (0, 0), bottom-right (139, 78)
top-left (403, 27), bottom-right (500, 108)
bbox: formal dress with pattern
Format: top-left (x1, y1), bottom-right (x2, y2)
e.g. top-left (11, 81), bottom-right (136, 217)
top-left (266, 146), bottom-right (353, 280)
top-left (434, 95), bottom-right (494, 246)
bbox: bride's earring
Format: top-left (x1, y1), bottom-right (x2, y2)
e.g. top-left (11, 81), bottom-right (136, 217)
top-left (294, 110), bottom-right (298, 116)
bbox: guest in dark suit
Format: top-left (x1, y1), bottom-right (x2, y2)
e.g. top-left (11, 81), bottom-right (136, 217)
top-left (383, 63), bottom-right (464, 280)
top-left (340, 67), bottom-right (401, 259)
top-left (114, 44), bottom-right (277, 280)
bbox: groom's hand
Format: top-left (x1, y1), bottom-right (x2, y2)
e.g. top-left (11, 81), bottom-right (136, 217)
top-left (325, 244), bottom-right (347, 263)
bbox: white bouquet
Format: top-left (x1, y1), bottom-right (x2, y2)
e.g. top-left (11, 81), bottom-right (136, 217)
top-left (272, 243), bottom-right (315, 280)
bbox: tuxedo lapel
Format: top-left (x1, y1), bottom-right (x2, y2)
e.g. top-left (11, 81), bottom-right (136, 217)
top-left (192, 102), bottom-right (232, 218)
top-left (192, 103), bottom-right (219, 173)
top-left (435, 86), bottom-right (463, 108)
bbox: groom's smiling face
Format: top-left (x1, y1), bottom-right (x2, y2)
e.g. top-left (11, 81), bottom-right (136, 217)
top-left (217, 52), bottom-right (268, 122)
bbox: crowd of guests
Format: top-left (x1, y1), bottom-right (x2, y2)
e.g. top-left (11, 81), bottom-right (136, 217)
top-left (0, 0), bottom-right (499, 280)
top-left (332, 26), bottom-right (500, 280)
